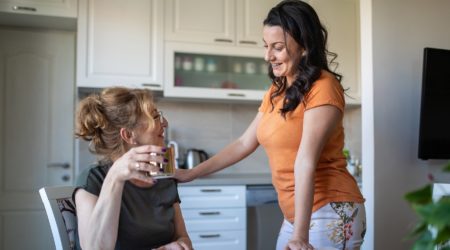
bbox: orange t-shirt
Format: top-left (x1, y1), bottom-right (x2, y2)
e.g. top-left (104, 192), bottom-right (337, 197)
top-left (256, 71), bottom-right (364, 222)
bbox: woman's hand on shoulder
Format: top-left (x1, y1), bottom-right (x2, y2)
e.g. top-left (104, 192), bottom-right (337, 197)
top-left (109, 145), bottom-right (166, 184)
top-left (153, 237), bottom-right (193, 250)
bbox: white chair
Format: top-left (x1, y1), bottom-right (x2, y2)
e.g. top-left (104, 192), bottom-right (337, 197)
top-left (39, 186), bottom-right (77, 250)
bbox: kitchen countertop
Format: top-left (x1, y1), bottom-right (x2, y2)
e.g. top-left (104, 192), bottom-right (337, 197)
top-left (179, 172), bottom-right (273, 186)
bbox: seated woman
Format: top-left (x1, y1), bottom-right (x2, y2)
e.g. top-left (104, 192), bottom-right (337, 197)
top-left (73, 87), bottom-right (192, 250)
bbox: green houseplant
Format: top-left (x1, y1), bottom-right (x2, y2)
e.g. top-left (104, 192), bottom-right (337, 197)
top-left (404, 162), bottom-right (450, 250)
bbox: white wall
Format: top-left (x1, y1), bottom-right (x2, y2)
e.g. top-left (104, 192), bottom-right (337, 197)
top-left (362, 0), bottom-right (450, 249)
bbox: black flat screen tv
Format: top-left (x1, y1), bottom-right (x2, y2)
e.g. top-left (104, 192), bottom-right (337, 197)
top-left (418, 47), bottom-right (450, 160)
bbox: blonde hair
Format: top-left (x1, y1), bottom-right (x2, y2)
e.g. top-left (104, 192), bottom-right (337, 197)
top-left (76, 87), bottom-right (155, 161)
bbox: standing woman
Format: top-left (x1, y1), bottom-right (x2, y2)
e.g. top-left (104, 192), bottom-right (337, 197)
top-left (175, 1), bottom-right (365, 249)
top-left (74, 87), bottom-right (192, 250)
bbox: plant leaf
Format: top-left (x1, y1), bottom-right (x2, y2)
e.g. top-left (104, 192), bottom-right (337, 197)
top-left (444, 162), bottom-right (450, 172)
top-left (435, 226), bottom-right (450, 245)
top-left (414, 203), bottom-right (434, 221)
top-left (405, 185), bottom-right (432, 205)
top-left (427, 199), bottom-right (450, 229)
top-left (412, 230), bottom-right (435, 250)
top-left (405, 221), bottom-right (428, 239)
top-left (407, 221), bottom-right (428, 238)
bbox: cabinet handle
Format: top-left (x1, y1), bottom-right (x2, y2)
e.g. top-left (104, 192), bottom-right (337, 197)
top-left (239, 40), bottom-right (258, 45)
top-left (47, 163), bottom-right (70, 169)
top-left (227, 93), bottom-right (246, 97)
top-left (200, 188), bottom-right (222, 193)
top-left (141, 83), bottom-right (161, 88)
top-left (199, 211), bottom-right (221, 216)
top-left (214, 38), bottom-right (233, 43)
top-left (12, 6), bottom-right (37, 12)
top-left (199, 234), bottom-right (221, 238)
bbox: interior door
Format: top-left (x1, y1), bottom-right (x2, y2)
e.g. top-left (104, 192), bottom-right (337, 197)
top-left (0, 28), bottom-right (75, 250)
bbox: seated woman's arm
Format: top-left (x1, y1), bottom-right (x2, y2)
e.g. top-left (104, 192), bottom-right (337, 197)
top-left (75, 146), bottom-right (158, 249)
top-left (75, 171), bottom-right (125, 250)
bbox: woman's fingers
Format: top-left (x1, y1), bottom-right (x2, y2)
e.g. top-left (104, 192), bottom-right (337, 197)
top-left (132, 144), bottom-right (166, 154)
top-left (130, 168), bottom-right (156, 184)
top-left (177, 240), bottom-right (190, 250)
top-left (132, 153), bottom-right (167, 164)
top-left (129, 161), bottom-right (161, 175)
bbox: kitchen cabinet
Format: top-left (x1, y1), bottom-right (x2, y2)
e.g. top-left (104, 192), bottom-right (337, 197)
top-left (164, 0), bottom-right (279, 48)
top-left (164, 41), bottom-right (270, 101)
top-left (178, 185), bottom-right (246, 250)
top-left (76, 0), bottom-right (163, 89)
top-left (309, 0), bottom-right (361, 105)
top-left (0, 0), bottom-right (77, 18)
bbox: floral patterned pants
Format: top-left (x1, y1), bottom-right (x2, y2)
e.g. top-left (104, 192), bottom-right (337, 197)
top-left (276, 202), bottom-right (366, 250)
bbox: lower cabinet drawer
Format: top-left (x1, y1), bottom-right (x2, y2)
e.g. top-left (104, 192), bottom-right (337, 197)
top-left (183, 208), bottom-right (246, 231)
top-left (189, 230), bottom-right (246, 250)
top-left (178, 185), bottom-right (246, 208)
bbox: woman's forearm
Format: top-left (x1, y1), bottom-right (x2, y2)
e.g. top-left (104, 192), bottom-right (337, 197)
top-left (192, 138), bottom-right (257, 178)
top-left (292, 162), bottom-right (315, 241)
top-left (83, 172), bottom-right (124, 249)
top-left (190, 113), bottom-right (262, 178)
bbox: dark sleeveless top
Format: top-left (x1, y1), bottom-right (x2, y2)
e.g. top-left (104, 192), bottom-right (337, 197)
top-left (73, 164), bottom-right (180, 250)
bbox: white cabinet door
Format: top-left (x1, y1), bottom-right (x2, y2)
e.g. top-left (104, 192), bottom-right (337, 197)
top-left (0, 0), bottom-right (77, 17)
top-left (164, 0), bottom-right (235, 45)
top-left (309, 0), bottom-right (360, 105)
top-left (0, 28), bottom-right (75, 250)
top-left (164, 41), bottom-right (268, 101)
top-left (236, 0), bottom-right (279, 47)
top-left (165, 0), bottom-right (279, 48)
top-left (77, 0), bottom-right (163, 89)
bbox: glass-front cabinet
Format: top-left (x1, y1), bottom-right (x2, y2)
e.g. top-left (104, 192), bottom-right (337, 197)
top-left (164, 42), bottom-right (271, 101)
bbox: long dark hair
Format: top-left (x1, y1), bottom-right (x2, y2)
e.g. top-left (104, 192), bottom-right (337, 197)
top-left (263, 0), bottom-right (342, 117)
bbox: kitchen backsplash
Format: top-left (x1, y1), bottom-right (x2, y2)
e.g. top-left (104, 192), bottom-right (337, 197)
top-left (77, 97), bottom-right (362, 176)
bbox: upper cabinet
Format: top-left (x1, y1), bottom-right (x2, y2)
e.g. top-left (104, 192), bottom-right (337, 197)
top-left (309, 0), bottom-right (361, 105)
top-left (76, 0), bottom-right (163, 90)
top-left (164, 42), bottom-right (270, 101)
top-left (0, 0), bottom-right (77, 17)
top-left (164, 0), bottom-right (279, 48)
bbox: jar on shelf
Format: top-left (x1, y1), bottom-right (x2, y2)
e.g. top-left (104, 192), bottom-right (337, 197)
top-left (245, 62), bottom-right (256, 74)
top-left (233, 62), bottom-right (242, 73)
top-left (175, 56), bottom-right (182, 70)
top-left (206, 58), bottom-right (217, 72)
top-left (260, 62), bottom-right (268, 74)
top-left (194, 57), bottom-right (205, 72)
top-left (182, 57), bottom-right (193, 71)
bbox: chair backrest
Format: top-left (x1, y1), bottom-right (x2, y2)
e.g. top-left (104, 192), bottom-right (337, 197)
top-left (39, 186), bottom-right (77, 250)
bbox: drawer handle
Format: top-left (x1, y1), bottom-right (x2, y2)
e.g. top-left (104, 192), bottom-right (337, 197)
top-left (239, 40), bottom-right (258, 45)
top-left (141, 83), bottom-right (161, 88)
top-left (13, 6), bottom-right (37, 12)
top-left (214, 38), bottom-right (233, 43)
top-left (199, 211), bottom-right (221, 216)
top-left (200, 189), bottom-right (222, 193)
top-left (199, 234), bottom-right (221, 238)
top-left (227, 93), bottom-right (246, 97)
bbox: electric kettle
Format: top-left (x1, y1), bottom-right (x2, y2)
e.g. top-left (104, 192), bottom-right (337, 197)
top-left (184, 149), bottom-right (209, 169)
